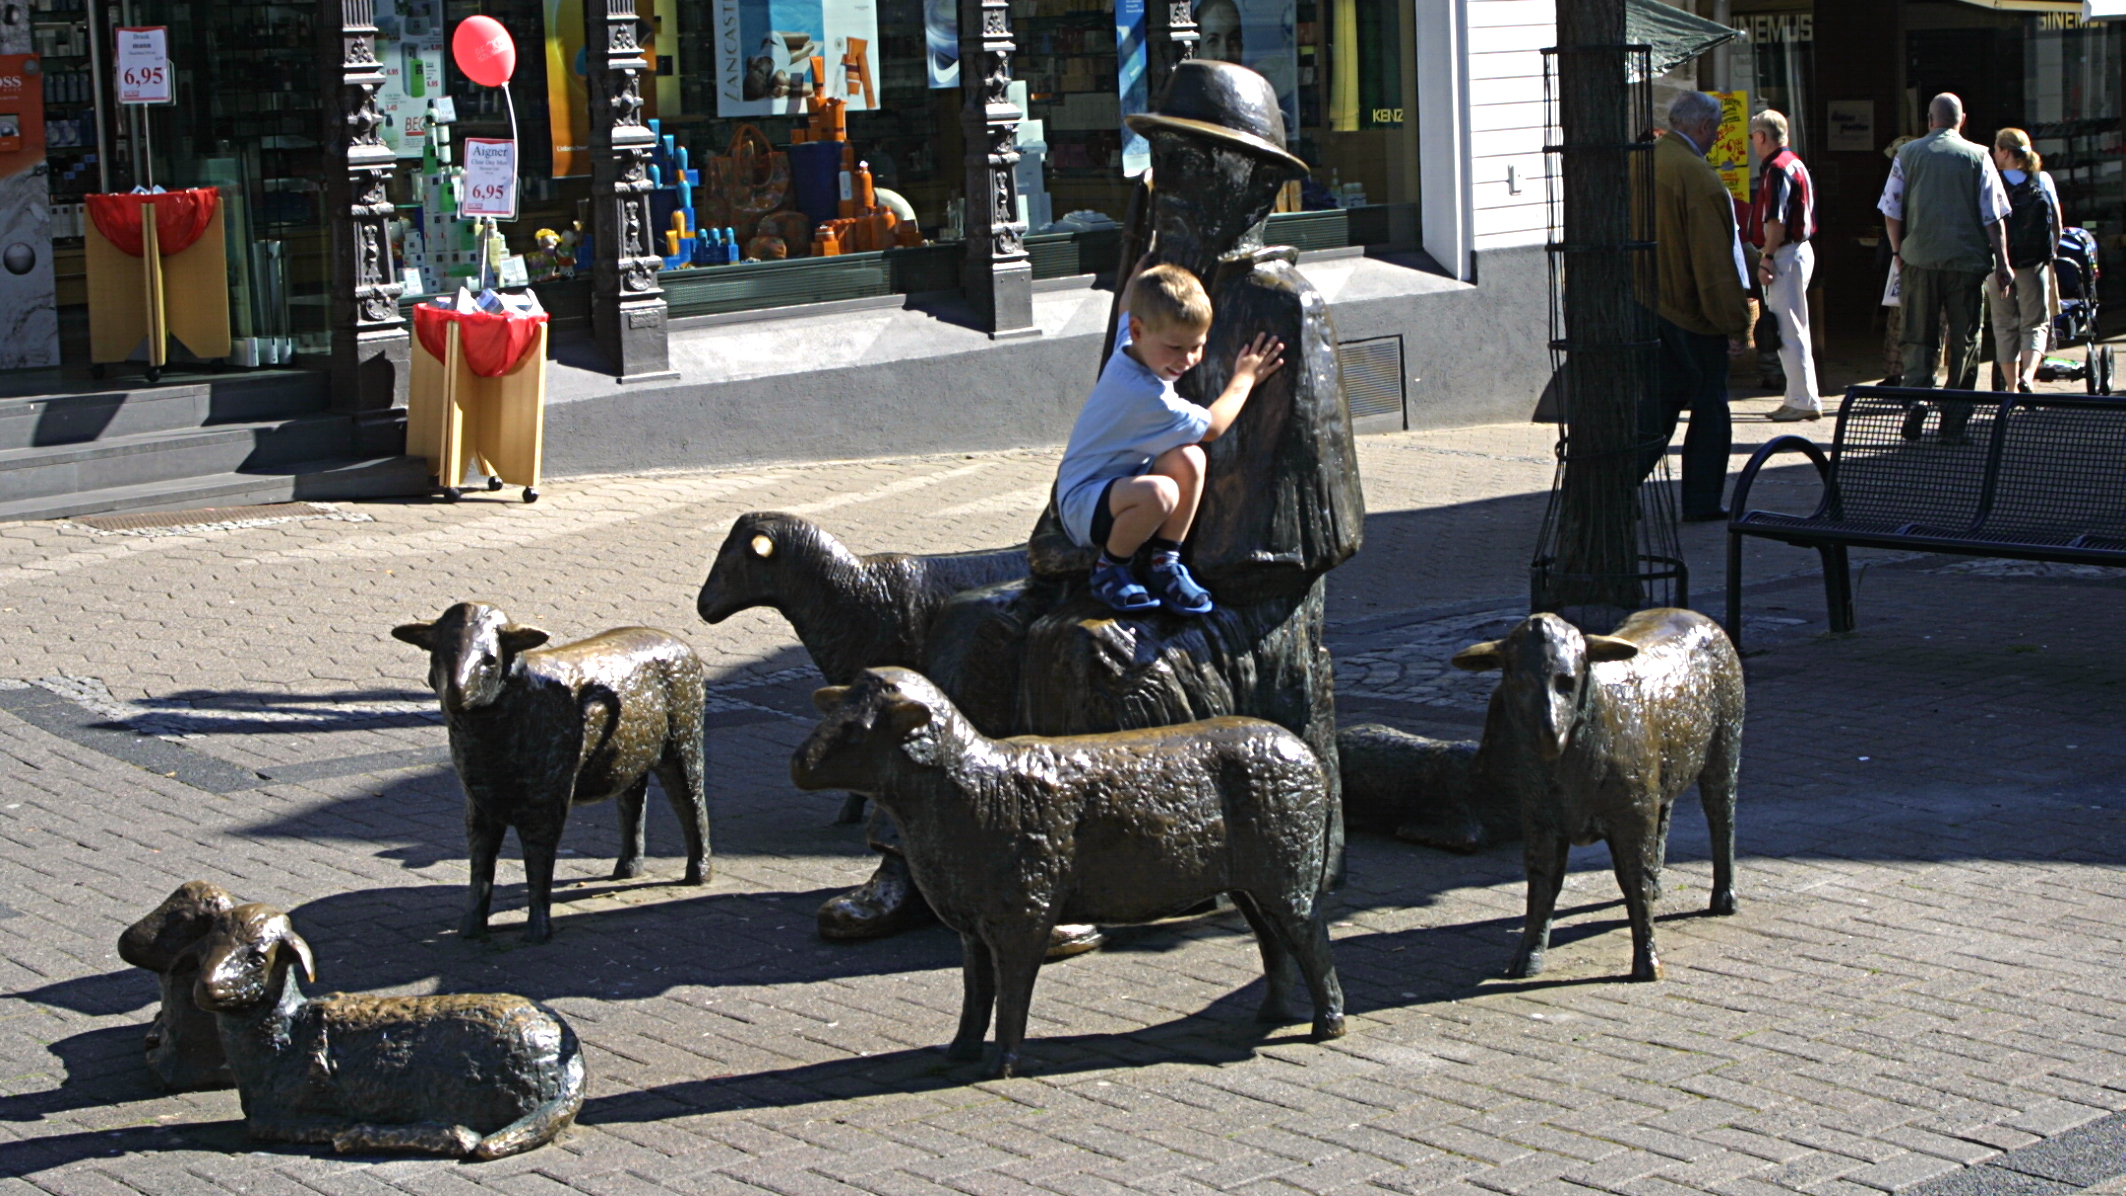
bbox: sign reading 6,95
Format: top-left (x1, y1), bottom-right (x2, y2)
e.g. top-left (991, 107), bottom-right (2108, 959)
top-left (460, 138), bottom-right (519, 220)
top-left (116, 27), bottom-right (172, 105)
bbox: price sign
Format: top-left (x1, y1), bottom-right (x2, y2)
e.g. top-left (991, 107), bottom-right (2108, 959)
top-left (116, 27), bottom-right (172, 105)
top-left (460, 137), bottom-right (518, 220)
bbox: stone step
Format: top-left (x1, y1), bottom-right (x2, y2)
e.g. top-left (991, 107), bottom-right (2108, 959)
top-left (0, 370), bottom-right (328, 451)
top-left (0, 413), bottom-right (385, 504)
top-left (0, 456), bottom-right (431, 523)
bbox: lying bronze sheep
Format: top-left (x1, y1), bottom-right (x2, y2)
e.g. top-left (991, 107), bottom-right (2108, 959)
top-left (118, 880), bottom-right (239, 1091)
top-left (1336, 724), bottom-right (1519, 854)
top-left (1452, 609), bottom-right (1743, 981)
top-left (793, 667), bottom-right (1345, 1078)
top-left (192, 903), bottom-right (584, 1158)
top-left (394, 602), bottom-right (711, 943)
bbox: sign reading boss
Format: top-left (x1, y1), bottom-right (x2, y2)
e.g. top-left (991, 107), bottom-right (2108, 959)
top-left (461, 137), bottom-right (518, 220)
top-left (116, 27), bottom-right (172, 105)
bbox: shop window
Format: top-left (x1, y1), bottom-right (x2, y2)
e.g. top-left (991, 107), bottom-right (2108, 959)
top-left (1291, 0), bottom-right (1418, 226)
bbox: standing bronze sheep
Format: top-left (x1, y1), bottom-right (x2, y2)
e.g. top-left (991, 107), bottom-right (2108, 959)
top-left (793, 667), bottom-right (1345, 1079)
top-left (394, 602), bottom-right (711, 943)
top-left (1451, 609), bottom-right (1743, 981)
top-left (192, 902), bottom-right (584, 1158)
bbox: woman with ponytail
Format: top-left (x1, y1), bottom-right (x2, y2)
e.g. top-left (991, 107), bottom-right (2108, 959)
top-left (1990, 128), bottom-right (2063, 392)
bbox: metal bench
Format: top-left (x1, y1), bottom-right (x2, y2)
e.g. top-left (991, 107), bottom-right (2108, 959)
top-left (1725, 385), bottom-right (2126, 647)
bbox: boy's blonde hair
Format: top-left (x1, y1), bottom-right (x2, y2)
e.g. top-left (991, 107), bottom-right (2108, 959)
top-left (1127, 264), bottom-right (1213, 333)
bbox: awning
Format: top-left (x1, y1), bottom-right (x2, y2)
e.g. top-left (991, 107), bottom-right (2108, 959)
top-left (1626, 0), bottom-right (1741, 77)
top-left (1949, 0), bottom-right (2084, 11)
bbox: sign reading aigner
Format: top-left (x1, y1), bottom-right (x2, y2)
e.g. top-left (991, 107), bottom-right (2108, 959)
top-left (116, 26), bottom-right (172, 105)
top-left (460, 137), bottom-right (519, 220)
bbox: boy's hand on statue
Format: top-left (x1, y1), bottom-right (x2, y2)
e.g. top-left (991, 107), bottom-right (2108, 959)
top-left (1233, 334), bottom-right (1286, 387)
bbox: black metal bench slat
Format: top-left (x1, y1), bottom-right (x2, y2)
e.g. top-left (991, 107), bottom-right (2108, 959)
top-left (1724, 385), bottom-right (2126, 647)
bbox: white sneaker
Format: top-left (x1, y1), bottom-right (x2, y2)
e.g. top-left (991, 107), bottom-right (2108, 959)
top-left (1768, 405), bottom-right (1821, 422)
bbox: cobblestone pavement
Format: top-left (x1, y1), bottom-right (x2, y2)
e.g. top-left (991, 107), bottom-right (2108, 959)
top-left (1, 395), bottom-right (2122, 1196)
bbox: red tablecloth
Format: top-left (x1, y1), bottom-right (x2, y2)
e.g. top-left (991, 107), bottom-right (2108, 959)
top-left (413, 303), bottom-right (549, 378)
top-left (85, 188), bottom-right (219, 258)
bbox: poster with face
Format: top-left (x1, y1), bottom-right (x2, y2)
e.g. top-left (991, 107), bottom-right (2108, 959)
top-left (1192, 0), bottom-right (1297, 141)
top-left (716, 0), bottom-right (879, 117)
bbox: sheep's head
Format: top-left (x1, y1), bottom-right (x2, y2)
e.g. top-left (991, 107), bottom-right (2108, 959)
top-left (698, 512), bottom-right (837, 624)
top-left (1451, 613), bottom-right (1638, 761)
top-left (392, 602), bottom-right (550, 714)
top-left (119, 881), bottom-right (239, 973)
top-left (792, 667), bottom-right (952, 793)
top-left (193, 904), bottom-right (317, 1013)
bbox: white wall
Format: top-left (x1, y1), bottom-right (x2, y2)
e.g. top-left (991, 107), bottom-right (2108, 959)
top-left (1465, 0), bottom-right (1554, 252)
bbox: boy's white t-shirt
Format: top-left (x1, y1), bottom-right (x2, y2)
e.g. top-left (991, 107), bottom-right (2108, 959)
top-left (1053, 315), bottom-right (1213, 549)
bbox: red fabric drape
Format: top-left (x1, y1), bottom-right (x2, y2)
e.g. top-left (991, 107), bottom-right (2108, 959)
top-left (85, 188), bottom-right (220, 257)
top-left (412, 304), bottom-right (549, 378)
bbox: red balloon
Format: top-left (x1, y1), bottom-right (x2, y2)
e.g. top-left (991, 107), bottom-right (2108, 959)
top-left (452, 16), bottom-right (517, 88)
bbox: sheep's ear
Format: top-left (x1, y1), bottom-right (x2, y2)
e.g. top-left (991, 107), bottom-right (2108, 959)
top-left (391, 622), bottom-right (436, 650)
top-left (812, 685), bottom-right (850, 714)
top-left (1450, 641), bottom-right (1504, 671)
top-left (749, 533), bottom-right (776, 560)
top-left (273, 924), bottom-right (317, 983)
top-left (883, 698), bottom-right (932, 736)
top-left (1584, 636), bottom-right (1639, 663)
top-left (499, 624), bottom-right (550, 654)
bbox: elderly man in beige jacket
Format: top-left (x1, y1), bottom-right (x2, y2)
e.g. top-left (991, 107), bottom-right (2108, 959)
top-left (1640, 90), bottom-right (1752, 521)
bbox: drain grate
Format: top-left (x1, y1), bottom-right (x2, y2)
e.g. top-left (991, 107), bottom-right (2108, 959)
top-left (67, 502), bottom-right (372, 535)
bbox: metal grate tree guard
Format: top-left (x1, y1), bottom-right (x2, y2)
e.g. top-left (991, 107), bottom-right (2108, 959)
top-left (1529, 33), bottom-right (1687, 626)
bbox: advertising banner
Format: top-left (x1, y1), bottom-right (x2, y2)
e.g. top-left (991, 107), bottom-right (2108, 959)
top-left (1711, 89), bottom-right (1749, 203)
top-left (1116, 0), bottom-right (1149, 177)
top-left (115, 27), bottom-right (172, 105)
top-left (544, 0), bottom-right (589, 177)
top-left (373, 0), bottom-right (446, 157)
top-left (1192, 0), bottom-right (1296, 142)
top-left (0, 52), bottom-right (57, 368)
top-left (714, 0), bottom-right (879, 117)
top-left (925, 0), bottom-right (955, 88)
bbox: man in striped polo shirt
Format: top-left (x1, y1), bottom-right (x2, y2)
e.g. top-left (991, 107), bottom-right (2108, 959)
top-left (1747, 110), bottom-right (1822, 421)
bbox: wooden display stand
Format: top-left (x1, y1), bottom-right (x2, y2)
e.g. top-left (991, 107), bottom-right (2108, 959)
top-left (85, 199), bottom-right (232, 382)
top-left (408, 319), bottom-right (548, 503)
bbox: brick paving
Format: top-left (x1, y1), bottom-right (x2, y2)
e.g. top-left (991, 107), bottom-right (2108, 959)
top-left (0, 393), bottom-right (2122, 1196)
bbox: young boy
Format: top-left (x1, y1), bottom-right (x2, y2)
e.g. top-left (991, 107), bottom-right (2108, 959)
top-left (1054, 262), bottom-right (1285, 615)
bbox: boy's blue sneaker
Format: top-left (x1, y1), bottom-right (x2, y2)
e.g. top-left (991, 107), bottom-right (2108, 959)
top-left (1146, 558), bottom-right (1214, 616)
top-left (1090, 561), bottom-right (1159, 613)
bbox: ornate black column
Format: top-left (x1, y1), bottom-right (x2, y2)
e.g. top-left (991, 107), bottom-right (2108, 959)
top-left (958, 0), bottom-right (1036, 338)
top-left (322, 0), bottom-right (409, 449)
top-left (585, 0), bottom-right (675, 379)
top-left (1145, 0), bottom-right (1197, 101)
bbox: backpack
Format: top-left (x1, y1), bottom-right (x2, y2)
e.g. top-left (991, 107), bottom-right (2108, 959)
top-left (2006, 173), bottom-right (2058, 270)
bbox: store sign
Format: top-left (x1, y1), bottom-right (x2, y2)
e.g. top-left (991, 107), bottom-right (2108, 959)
top-left (712, 0), bottom-right (879, 117)
top-left (461, 137), bottom-right (519, 219)
top-left (1826, 100), bottom-right (1874, 153)
top-left (116, 27), bottom-right (172, 105)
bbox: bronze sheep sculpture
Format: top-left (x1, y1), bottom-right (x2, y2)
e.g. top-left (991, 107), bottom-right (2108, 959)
top-left (191, 902), bottom-right (584, 1158)
top-left (1336, 724), bottom-right (1520, 854)
top-left (393, 602), bottom-right (712, 943)
top-left (793, 667), bottom-right (1345, 1079)
top-left (118, 880), bottom-right (239, 1091)
top-left (1451, 609), bottom-right (1743, 982)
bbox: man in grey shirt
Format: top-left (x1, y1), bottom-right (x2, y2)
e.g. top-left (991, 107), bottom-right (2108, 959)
top-left (1879, 92), bottom-right (2014, 439)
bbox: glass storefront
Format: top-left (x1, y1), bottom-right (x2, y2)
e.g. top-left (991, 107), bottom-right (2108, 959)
top-left (31, 0), bottom-right (1423, 368)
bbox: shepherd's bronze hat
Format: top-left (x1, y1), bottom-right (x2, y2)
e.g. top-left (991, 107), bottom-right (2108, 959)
top-left (1126, 59), bottom-right (1309, 178)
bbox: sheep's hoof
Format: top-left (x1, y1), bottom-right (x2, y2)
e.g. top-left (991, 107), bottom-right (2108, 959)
top-left (1709, 890), bottom-right (1737, 916)
top-left (987, 1052), bottom-right (1021, 1080)
top-left (1505, 952), bottom-right (1543, 979)
top-left (680, 864), bottom-right (709, 886)
top-left (521, 922), bottom-right (554, 945)
top-left (945, 1039), bottom-right (984, 1062)
top-left (610, 860), bottom-right (645, 881)
top-left (459, 916), bottom-right (490, 940)
top-left (1630, 957), bottom-right (1663, 982)
top-left (1311, 1014), bottom-right (1348, 1041)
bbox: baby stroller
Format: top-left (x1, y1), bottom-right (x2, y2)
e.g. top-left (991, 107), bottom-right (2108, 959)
top-left (2050, 227), bottom-right (2111, 394)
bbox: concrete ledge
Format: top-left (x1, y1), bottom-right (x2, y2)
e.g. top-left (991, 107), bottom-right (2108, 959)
top-left (538, 243), bottom-right (1549, 477)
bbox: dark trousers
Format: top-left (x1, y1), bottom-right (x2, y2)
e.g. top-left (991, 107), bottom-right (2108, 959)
top-left (1899, 263), bottom-right (1988, 390)
top-left (1638, 314), bottom-right (1733, 517)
